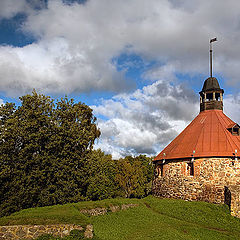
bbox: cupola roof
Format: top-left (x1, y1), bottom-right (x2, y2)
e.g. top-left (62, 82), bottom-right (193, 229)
top-left (201, 77), bottom-right (222, 92)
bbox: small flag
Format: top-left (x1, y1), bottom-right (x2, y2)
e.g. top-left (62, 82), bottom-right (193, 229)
top-left (210, 37), bottom-right (217, 43)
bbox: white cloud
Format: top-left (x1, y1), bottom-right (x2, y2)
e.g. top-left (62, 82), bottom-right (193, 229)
top-left (224, 94), bottom-right (240, 124)
top-left (0, 38), bottom-right (132, 95)
top-left (0, 0), bottom-right (47, 20)
top-left (1, 0), bottom-right (240, 95)
top-left (1, 0), bottom-right (240, 158)
top-left (92, 79), bottom-right (198, 159)
top-left (0, 0), bottom-right (27, 19)
top-left (94, 80), bottom-right (240, 159)
top-left (0, 99), bottom-right (4, 105)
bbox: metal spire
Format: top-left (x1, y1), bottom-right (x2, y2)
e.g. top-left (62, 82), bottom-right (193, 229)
top-left (210, 37), bottom-right (217, 78)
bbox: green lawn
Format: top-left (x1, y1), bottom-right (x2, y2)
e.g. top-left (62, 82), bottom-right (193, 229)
top-left (93, 197), bottom-right (240, 240)
top-left (1, 196), bottom-right (240, 240)
top-left (0, 198), bottom-right (140, 226)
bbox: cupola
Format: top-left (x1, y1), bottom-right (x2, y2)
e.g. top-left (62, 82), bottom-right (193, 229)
top-left (199, 38), bottom-right (224, 112)
top-left (199, 77), bottom-right (224, 112)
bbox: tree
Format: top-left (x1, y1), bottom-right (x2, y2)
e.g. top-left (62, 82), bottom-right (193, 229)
top-left (83, 149), bottom-right (120, 200)
top-left (115, 155), bottom-right (153, 198)
top-left (0, 91), bottom-right (100, 216)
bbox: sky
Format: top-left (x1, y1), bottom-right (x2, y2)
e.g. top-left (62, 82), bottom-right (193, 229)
top-left (1, 0), bottom-right (240, 159)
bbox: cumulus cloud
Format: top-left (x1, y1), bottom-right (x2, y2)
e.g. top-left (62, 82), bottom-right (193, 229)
top-left (0, 99), bottom-right (4, 105)
top-left (1, 0), bottom-right (240, 95)
top-left (0, 0), bottom-right (46, 20)
top-left (224, 94), bottom-right (240, 124)
top-left (0, 38), bottom-right (132, 95)
top-left (1, 0), bottom-right (240, 158)
top-left (92, 80), bottom-right (198, 159)
top-left (0, 0), bottom-right (27, 19)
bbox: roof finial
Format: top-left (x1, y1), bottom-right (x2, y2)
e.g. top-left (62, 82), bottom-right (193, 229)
top-left (210, 37), bottom-right (217, 78)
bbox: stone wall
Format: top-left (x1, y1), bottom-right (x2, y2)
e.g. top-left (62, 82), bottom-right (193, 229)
top-left (0, 203), bottom-right (139, 240)
top-left (0, 224), bottom-right (89, 240)
top-left (226, 185), bottom-right (240, 218)
top-left (80, 204), bottom-right (139, 216)
top-left (153, 158), bottom-right (240, 206)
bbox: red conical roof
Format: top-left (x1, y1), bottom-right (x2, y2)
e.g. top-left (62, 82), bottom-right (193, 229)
top-left (154, 110), bottom-right (240, 161)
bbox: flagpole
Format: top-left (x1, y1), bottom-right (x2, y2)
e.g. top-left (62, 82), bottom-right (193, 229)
top-left (210, 38), bottom-right (217, 78)
top-left (210, 41), bottom-right (212, 78)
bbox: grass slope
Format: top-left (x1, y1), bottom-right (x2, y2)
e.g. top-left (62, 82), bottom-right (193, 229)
top-left (1, 196), bottom-right (240, 240)
top-left (0, 198), bottom-right (140, 226)
top-left (93, 197), bottom-right (240, 240)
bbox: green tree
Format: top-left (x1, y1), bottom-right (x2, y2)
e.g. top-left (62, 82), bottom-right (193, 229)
top-left (84, 149), bottom-right (119, 200)
top-left (0, 91), bottom-right (100, 216)
top-left (115, 155), bottom-right (153, 198)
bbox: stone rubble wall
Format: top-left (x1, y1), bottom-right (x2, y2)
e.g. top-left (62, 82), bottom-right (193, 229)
top-left (80, 204), bottom-right (139, 216)
top-left (0, 203), bottom-right (139, 240)
top-left (153, 158), bottom-right (240, 210)
top-left (226, 185), bottom-right (240, 218)
top-left (80, 207), bottom-right (107, 216)
top-left (84, 224), bottom-right (93, 239)
top-left (0, 224), bottom-right (87, 240)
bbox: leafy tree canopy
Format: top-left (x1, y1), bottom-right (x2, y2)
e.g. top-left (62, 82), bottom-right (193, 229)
top-left (0, 91), bottom-right (154, 217)
top-left (0, 90), bottom-right (100, 216)
top-left (83, 149), bottom-right (120, 201)
top-left (115, 155), bottom-right (153, 198)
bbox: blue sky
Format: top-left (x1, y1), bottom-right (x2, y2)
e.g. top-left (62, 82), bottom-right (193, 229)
top-left (1, 0), bottom-right (240, 158)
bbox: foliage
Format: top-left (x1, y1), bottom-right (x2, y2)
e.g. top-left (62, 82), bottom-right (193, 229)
top-left (83, 149), bottom-right (120, 200)
top-left (82, 152), bottom-right (153, 200)
top-left (0, 91), bottom-right (100, 216)
top-left (115, 155), bottom-right (153, 198)
top-left (0, 90), bottom-right (154, 217)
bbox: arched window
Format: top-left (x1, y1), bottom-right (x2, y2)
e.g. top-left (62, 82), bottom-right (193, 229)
top-left (155, 164), bottom-right (164, 177)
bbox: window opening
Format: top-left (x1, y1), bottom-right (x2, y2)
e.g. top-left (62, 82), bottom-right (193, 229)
top-left (215, 92), bottom-right (220, 101)
top-left (187, 162), bottom-right (194, 176)
top-left (206, 93), bottom-right (213, 101)
top-left (155, 164), bottom-right (164, 177)
top-left (227, 123), bottom-right (240, 136)
top-left (233, 128), bottom-right (239, 135)
top-left (159, 165), bottom-right (163, 177)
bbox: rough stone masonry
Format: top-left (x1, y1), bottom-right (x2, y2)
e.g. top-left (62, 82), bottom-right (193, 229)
top-left (0, 224), bottom-right (89, 240)
top-left (153, 75), bottom-right (240, 218)
top-left (153, 158), bottom-right (240, 217)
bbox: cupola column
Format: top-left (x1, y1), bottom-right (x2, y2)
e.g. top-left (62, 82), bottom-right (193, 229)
top-left (213, 92), bottom-right (216, 100)
top-left (204, 93), bottom-right (206, 102)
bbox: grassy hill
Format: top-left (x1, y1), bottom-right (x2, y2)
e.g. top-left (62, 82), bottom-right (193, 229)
top-left (1, 196), bottom-right (240, 240)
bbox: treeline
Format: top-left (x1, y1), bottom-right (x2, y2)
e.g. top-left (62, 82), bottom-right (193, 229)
top-left (0, 91), bottom-right (153, 217)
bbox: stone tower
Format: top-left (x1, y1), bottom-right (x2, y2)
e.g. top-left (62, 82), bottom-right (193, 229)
top-left (153, 77), bottom-right (240, 218)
